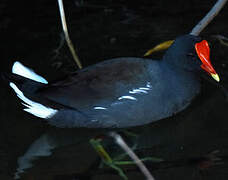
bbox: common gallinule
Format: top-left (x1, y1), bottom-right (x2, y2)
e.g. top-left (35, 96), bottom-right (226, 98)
top-left (4, 35), bottom-right (219, 128)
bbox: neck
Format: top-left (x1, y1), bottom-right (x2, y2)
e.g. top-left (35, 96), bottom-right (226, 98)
top-left (159, 57), bottom-right (200, 84)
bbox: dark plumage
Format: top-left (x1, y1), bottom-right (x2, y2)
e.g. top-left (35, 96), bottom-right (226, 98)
top-left (4, 35), bottom-right (219, 128)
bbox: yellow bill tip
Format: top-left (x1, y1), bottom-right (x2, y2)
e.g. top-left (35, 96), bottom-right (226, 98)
top-left (211, 73), bottom-right (220, 82)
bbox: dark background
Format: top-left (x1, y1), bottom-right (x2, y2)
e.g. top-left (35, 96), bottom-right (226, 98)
top-left (0, 0), bottom-right (228, 179)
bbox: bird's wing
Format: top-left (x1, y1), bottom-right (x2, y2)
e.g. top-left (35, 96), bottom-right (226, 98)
top-left (38, 58), bottom-right (152, 110)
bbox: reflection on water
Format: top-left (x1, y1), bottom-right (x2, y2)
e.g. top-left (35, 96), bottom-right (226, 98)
top-left (11, 90), bottom-right (228, 179)
top-left (12, 128), bottom-right (100, 179)
top-left (15, 134), bottom-right (56, 179)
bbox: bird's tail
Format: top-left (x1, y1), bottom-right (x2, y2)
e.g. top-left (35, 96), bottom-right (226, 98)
top-left (2, 61), bottom-right (57, 119)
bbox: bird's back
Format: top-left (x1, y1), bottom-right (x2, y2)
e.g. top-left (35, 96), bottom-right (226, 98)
top-left (38, 57), bottom-right (200, 128)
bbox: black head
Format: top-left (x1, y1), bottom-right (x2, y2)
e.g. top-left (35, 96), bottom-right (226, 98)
top-left (163, 34), bottom-right (219, 82)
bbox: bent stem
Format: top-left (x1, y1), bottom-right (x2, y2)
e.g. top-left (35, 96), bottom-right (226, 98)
top-left (110, 132), bottom-right (155, 180)
top-left (90, 138), bottom-right (128, 180)
top-left (57, 0), bottom-right (83, 69)
top-left (190, 0), bottom-right (228, 36)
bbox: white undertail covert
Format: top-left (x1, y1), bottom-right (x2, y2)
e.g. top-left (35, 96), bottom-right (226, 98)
top-left (10, 61), bottom-right (57, 119)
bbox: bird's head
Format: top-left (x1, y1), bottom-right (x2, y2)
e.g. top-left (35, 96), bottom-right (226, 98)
top-left (163, 34), bottom-right (219, 82)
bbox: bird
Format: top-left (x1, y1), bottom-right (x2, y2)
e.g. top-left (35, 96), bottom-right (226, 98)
top-left (3, 34), bottom-right (220, 128)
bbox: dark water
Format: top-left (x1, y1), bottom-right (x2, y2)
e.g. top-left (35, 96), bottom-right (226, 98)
top-left (1, 0), bottom-right (228, 179)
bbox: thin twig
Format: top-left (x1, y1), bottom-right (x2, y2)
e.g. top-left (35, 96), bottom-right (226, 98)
top-left (109, 132), bottom-right (155, 180)
top-left (57, 0), bottom-right (83, 69)
top-left (190, 0), bottom-right (228, 36)
top-left (213, 34), bottom-right (228, 46)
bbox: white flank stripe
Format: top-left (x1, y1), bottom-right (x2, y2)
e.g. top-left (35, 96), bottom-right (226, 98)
top-left (10, 82), bottom-right (57, 119)
top-left (129, 89), bottom-right (148, 94)
top-left (139, 87), bottom-right (150, 90)
top-left (94, 106), bottom-right (107, 110)
top-left (146, 82), bottom-right (152, 88)
top-left (12, 61), bottom-right (48, 84)
top-left (118, 96), bottom-right (137, 101)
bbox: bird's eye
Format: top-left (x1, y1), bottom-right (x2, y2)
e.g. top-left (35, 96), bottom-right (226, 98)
top-left (186, 53), bottom-right (196, 58)
top-left (186, 53), bottom-right (201, 66)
